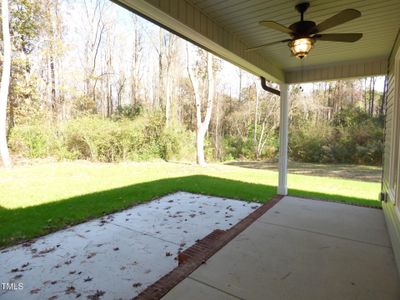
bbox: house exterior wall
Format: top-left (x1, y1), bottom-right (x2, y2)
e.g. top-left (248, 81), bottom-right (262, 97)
top-left (383, 30), bottom-right (400, 274)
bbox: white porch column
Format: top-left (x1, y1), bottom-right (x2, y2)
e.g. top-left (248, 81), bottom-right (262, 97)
top-left (278, 83), bottom-right (288, 195)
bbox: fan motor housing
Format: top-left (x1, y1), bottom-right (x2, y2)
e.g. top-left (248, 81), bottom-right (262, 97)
top-left (289, 21), bottom-right (316, 37)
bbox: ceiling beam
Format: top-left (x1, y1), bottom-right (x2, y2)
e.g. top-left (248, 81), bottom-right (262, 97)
top-left (285, 56), bottom-right (388, 83)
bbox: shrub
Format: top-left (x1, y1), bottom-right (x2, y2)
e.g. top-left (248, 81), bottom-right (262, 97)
top-left (161, 122), bottom-right (196, 161)
top-left (113, 104), bottom-right (143, 120)
top-left (289, 123), bottom-right (332, 163)
top-left (9, 113), bottom-right (196, 163)
top-left (9, 124), bottom-right (53, 158)
top-left (289, 107), bottom-right (384, 165)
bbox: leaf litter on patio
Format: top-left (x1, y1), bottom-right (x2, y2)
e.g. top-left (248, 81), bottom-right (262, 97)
top-left (0, 192), bottom-right (260, 299)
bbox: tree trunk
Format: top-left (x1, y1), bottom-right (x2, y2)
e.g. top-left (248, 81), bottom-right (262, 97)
top-left (196, 127), bottom-right (206, 165)
top-left (131, 17), bottom-right (142, 106)
top-left (238, 68), bottom-right (242, 102)
top-left (0, 0), bottom-right (12, 167)
top-left (165, 77), bottom-right (171, 127)
top-left (158, 28), bottom-right (164, 110)
top-left (50, 52), bottom-right (57, 115)
top-left (253, 82), bottom-right (259, 156)
top-left (164, 34), bottom-right (176, 128)
top-left (7, 96), bottom-right (14, 137)
top-left (214, 94), bottom-right (220, 159)
top-left (186, 45), bottom-right (214, 166)
top-left (380, 76), bottom-right (387, 116)
top-left (371, 77), bottom-right (376, 116)
top-left (364, 78), bottom-right (368, 112)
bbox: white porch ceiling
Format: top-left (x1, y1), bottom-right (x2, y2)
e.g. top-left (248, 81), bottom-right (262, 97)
top-left (114, 0), bottom-right (400, 83)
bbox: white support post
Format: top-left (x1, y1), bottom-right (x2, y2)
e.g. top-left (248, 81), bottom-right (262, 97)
top-left (278, 83), bottom-right (288, 195)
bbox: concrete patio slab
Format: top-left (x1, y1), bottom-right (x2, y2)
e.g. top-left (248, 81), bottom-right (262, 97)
top-left (163, 196), bottom-right (400, 300)
top-left (257, 196), bottom-right (390, 246)
top-left (0, 192), bottom-right (259, 300)
top-left (110, 193), bottom-right (258, 245)
top-left (162, 278), bottom-right (240, 300)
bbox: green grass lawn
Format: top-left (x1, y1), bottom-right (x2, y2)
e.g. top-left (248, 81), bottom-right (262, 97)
top-left (0, 161), bottom-right (381, 248)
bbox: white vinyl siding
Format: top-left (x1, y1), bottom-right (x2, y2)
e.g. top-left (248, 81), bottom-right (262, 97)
top-left (383, 31), bottom-right (400, 275)
top-left (389, 54), bottom-right (400, 204)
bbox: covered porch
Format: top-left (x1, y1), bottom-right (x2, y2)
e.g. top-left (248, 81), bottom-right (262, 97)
top-left (112, 0), bottom-right (400, 298)
top-left (163, 196), bottom-right (399, 299)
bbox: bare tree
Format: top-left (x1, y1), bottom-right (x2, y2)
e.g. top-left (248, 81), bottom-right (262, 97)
top-left (0, 0), bottom-right (12, 167)
top-left (42, 0), bottom-right (64, 119)
top-left (164, 34), bottom-right (178, 127)
top-left (238, 68), bottom-right (243, 102)
top-left (253, 82), bottom-right (279, 159)
top-left (82, 0), bottom-right (107, 108)
top-left (186, 44), bottom-right (215, 165)
top-left (131, 15), bottom-right (143, 106)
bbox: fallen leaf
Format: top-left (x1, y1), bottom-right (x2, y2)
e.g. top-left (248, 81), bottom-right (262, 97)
top-left (65, 286), bottom-right (76, 294)
top-left (30, 288), bottom-right (41, 294)
top-left (87, 290), bottom-right (105, 300)
top-left (39, 247), bottom-right (56, 254)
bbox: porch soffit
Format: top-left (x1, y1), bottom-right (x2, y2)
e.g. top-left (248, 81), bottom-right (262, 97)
top-left (113, 0), bottom-right (400, 83)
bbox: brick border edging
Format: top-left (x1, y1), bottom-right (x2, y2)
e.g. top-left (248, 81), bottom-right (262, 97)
top-left (134, 195), bottom-right (283, 300)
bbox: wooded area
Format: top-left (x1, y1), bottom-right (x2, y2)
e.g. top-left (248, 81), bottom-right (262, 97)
top-left (0, 0), bottom-right (385, 167)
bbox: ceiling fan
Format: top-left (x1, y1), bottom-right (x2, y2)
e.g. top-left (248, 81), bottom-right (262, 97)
top-left (247, 2), bottom-right (363, 59)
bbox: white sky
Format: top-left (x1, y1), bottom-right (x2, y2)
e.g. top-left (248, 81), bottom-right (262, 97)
top-left (301, 76), bottom-right (385, 95)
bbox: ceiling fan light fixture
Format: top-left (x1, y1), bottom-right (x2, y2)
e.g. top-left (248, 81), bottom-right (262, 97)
top-left (289, 37), bottom-right (314, 59)
top-left (248, 3), bottom-right (362, 57)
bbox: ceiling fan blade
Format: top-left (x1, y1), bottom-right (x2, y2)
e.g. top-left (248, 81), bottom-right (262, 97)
top-left (259, 21), bottom-right (292, 34)
top-left (311, 9), bottom-right (361, 33)
top-left (246, 39), bottom-right (291, 52)
top-left (316, 33), bottom-right (362, 42)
